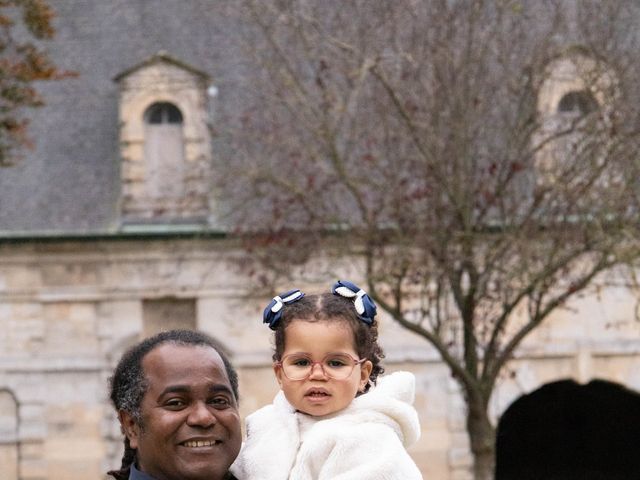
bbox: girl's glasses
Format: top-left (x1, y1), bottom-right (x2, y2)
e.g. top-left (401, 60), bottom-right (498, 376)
top-left (275, 353), bottom-right (365, 381)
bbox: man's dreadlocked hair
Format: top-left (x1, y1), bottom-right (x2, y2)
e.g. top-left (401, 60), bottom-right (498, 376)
top-left (106, 329), bottom-right (239, 480)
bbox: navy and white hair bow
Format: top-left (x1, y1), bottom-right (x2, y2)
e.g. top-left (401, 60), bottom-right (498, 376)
top-left (331, 280), bottom-right (377, 326)
top-left (263, 289), bottom-right (305, 330)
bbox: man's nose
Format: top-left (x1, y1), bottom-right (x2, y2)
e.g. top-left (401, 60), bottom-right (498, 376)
top-left (308, 362), bottom-right (328, 380)
top-left (186, 401), bottom-right (216, 427)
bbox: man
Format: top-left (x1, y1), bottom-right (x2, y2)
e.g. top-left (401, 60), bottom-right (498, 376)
top-left (107, 329), bottom-right (242, 480)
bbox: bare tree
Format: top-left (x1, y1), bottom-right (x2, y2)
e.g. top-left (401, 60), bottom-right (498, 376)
top-left (217, 1), bottom-right (640, 478)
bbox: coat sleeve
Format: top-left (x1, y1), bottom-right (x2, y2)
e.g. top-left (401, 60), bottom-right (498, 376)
top-left (230, 396), bottom-right (301, 480)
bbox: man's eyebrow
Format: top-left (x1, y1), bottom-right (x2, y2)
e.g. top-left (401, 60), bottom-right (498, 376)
top-left (157, 384), bottom-right (234, 397)
top-left (210, 384), bottom-right (234, 396)
top-left (158, 385), bottom-right (190, 397)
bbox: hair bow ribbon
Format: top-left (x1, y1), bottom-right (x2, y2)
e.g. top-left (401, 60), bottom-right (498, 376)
top-left (331, 280), bottom-right (377, 325)
top-left (263, 289), bottom-right (305, 330)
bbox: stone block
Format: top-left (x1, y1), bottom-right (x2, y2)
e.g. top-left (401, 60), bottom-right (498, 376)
top-left (450, 470), bottom-right (474, 480)
top-left (19, 458), bottom-right (46, 480)
top-left (449, 446), bottom-right (473, 467)
top-left (20, 440), bottom-right (44, 460)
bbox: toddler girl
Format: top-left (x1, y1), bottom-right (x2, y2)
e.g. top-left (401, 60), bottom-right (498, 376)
top-left (231, 280), bottom-right (423, 479)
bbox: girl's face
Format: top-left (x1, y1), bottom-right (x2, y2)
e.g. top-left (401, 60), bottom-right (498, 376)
top-left (274, 319), bottom-right (373, 416)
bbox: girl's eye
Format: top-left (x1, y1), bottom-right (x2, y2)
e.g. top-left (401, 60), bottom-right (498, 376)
top-left (327, 359), bottom-right (348, 368)
top-left (292, 358), bottom-right (311, 367)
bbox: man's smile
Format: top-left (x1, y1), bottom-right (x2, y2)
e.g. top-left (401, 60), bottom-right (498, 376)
top-left (180, 438), bottom-right (222, 448)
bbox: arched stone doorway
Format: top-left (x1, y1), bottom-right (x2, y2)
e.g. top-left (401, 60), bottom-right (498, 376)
top-left (496, 379), bottom-right (640, 480)
top-left (0, 389), bottom-right (19, 480)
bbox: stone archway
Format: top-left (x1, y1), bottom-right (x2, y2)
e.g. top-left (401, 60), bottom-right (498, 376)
top-left (0, 389), bottom-right (19, 480)
top-left (495, 379), bottom-right (640, 480)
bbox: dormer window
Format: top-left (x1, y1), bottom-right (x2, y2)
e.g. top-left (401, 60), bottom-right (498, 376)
top-left (115, 52), bottom-right (214, 223)
top-left (536, 51), bottom-right (619, 188)
top-left (143, 101), bottom-right (185, 200)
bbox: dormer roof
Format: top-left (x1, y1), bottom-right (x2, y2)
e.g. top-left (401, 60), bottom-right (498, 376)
top-left (113, 50), bottom-right (211, 83)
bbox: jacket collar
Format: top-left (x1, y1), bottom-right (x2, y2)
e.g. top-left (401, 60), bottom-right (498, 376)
top-left (129, 462), bottom-right (237, 480)
top-left (129, 464), bottom-right (157, 480)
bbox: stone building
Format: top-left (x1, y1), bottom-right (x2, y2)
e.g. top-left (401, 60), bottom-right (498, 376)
top-left (0, 2), bottom-right (639, 479)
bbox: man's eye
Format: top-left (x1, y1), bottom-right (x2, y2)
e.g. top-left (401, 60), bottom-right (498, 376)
top-left (209, 397), bottom-right (231, 408)
top-left (165, 398), bottom-right (186, 409)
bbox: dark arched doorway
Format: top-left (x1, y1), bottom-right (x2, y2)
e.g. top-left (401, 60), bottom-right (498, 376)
top-left (496, 379), bottom-right (640, 480)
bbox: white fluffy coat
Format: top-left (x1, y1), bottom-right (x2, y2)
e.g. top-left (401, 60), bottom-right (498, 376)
top-left (231, 371), bottom-right (423, 479)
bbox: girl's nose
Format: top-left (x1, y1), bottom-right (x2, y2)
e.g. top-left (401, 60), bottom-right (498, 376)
top-left (308, 362), bottom-right (328, 380)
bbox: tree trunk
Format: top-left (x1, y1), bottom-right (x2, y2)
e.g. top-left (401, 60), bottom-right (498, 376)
top-left (466, 399), bottom-right (496, 480)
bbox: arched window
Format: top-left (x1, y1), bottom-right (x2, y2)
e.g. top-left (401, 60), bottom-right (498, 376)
top-left (144, 102), bottom-right (184, 124)
top-left (143, 102), bottom-right (185, 199)
top-left (557, 90), bottom-right (598, 115)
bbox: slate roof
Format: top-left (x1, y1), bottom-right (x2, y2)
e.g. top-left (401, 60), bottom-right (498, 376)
top-left (0, 0), bottom-right (245, 235)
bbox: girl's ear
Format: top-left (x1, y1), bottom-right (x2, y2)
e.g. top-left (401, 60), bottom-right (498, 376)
top-left (118, 410), bottom-right (140, 449)
top-left (273, 362), bottom-right (284, 388)
top-left (359, 360), bottom-right (373, 392)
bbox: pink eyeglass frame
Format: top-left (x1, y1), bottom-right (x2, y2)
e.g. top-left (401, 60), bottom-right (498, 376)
top-left (274, 353), bottom-right (366, 381)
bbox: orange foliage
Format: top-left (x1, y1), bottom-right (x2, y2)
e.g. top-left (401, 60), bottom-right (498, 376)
top-left (0, 0), bottom-right (70, 165)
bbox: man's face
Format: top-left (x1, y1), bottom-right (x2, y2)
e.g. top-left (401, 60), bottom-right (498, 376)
top-left (120, 344), bottom-right (241, 480)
